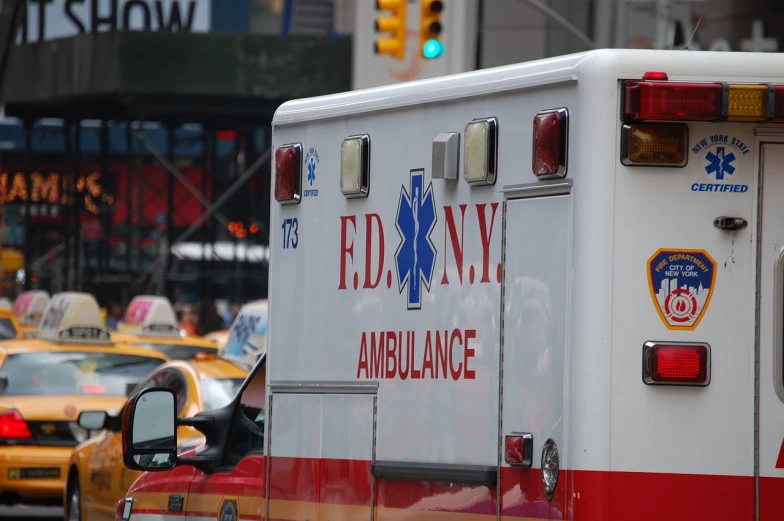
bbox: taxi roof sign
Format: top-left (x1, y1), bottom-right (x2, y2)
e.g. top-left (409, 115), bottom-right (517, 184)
top-left (38, 292), bottom-right (112, 344)
top-left (117, 296), bottom-right (181, 337)
top-left (220, 300), bottom-right (268, 367)
top-left (13, 290), bottom-right (50, 325)
top-left (0, 297), bottom-right (12, 310)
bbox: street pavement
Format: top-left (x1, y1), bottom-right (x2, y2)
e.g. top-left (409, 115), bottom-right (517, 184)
top-left (0, 505), bottom-right (62, 521)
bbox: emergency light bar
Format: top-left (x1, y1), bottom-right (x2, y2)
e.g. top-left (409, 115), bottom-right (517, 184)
top-left (623, 73), bottom-right (784, 124)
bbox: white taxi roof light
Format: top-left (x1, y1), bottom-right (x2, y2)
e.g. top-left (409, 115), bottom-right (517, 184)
top-left (464, 117), bottom-right (498, 186)
top-left (274, 143), bottom-right (303, 204)
top-left (340, 134), bottom-right (371, 198)
top-left (118, 295), bottom-right (181, 337)
top-left (219, 300), bottom-right (268, 366)
top-left (532, 108), bottom-right (568, 178)
top-left (37, 292), bottom-right (112, 344)
top-left (13, 290), bottom-right (50, 325)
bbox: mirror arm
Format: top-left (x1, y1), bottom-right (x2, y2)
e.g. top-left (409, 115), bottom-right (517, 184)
top-left (177, 454), bottom-right (218, 473)
top-left (178, 416), bottom-right (214, 428)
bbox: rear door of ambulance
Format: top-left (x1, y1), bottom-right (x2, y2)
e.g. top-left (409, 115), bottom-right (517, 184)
top-left (758, 137), bottom-right (784, 518)
top-left (612, 76), bottom-right (763, 521)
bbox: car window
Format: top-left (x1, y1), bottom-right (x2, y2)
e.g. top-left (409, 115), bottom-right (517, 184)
top-left (0, 352), bottom-right (165, 396)
top-left (0, 318), bottom-right (18, 339)
top-left (200, 378), bottom-right (245, 410)
top-left (135, 343), bottom-right (215, 361)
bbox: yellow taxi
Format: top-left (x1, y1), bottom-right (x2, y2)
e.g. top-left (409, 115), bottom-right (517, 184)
top-left (110, 296), bottom-right (219, 361)
top-left (0, 306), bottom-right (26, 341)
top-left (12, 290), bottom-right (50, 338)
top-left (0, 292), bottom-right (170, 507)
top-left (65, 353), bottom-right (247, 521)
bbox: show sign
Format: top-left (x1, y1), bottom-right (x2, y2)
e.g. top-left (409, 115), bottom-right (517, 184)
top-left (18, 0), bottom-right (211, 44)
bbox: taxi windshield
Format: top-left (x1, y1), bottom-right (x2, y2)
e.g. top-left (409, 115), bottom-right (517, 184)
top-left (0, 318), bottom-right (17, 340)
top-left (200, 378), bottom-right (245, 410)
top-left (0, 352), bottom-right (164, 396)
top-left (135, 343), bottom-right (216, 361)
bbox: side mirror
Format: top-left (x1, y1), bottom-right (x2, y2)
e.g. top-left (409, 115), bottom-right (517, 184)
top-left (122, 388), bottom-right (178, 471)
top-left (78, 411), bottom-right (108, 430)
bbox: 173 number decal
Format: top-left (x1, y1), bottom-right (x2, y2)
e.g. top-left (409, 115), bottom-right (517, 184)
top-left (281, 218), bottom-right (299, 249)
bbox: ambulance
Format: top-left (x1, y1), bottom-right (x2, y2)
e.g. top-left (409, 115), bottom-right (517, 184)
top-left (120, 48), bottom-right (784, 520)
top-left (112, 296), bottom-right (219, 361)
top-left (12, 290), bottom-right (51, 337)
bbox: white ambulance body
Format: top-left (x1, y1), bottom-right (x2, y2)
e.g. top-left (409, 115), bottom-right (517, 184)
top-left (266, 49), bottom-right (784, 520)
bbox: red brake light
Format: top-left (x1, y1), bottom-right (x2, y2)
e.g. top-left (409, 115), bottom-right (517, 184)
top-left (0, 408), bottom-right (32, 439)
top-left (624, 81), bottom-right (723, 122)
top-left (643, 342), bottom-right (710, 386)
top-left (504, 432), bottom-right (533, 467)
top-left (532, 108), bottom-right (568, 178)
top-left (643, 71), bottom-right (669, 81)
top-left (82, 384), bottom-right (107, 394)
top-left (274, 144), bottom-right (302, 204)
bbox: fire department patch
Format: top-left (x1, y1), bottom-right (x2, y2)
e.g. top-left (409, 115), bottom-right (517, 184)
top-left (218, 498), bottom-right (238, 521)
top-left (647, 249), bottom-right (716, 330)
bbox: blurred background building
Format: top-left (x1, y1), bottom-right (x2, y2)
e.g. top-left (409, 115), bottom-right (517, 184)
top-left (0, 0), bottom-right (777, 307)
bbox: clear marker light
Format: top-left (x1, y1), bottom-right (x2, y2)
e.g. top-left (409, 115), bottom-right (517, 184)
top-left (423, 39), bottom-right (444, 59)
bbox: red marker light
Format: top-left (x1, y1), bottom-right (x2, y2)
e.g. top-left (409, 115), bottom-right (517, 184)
top-left (274, 144), bottom-right (303, 204)
top-left (116, 497), bottom-right (134, 521)
top-left (642, 71), bottom-right (669, 81)
top-left (0, 409), bottom-right (32, 439)
top-left (643, 342), bottom-right (710, 386)
top-left (504, 433), bottom-right (533, 467)
top-left (532, 109), bottom-right (568, 178)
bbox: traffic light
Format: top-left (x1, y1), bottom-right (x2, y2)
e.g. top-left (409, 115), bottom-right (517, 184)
top-left (374, 0), bottom-right (407, 60)
top-left (420, 0), bottom-right (444, 59)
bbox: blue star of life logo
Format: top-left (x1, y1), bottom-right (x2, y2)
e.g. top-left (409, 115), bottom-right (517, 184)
top-left (705, 146), bottom-right (736, 180)
top-left (395, 169), bottom-right (438, 310)
top-left (307, 156), bottom-right (316, 186)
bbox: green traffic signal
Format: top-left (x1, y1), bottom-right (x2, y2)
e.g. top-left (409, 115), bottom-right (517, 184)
top-left (423, 39), bottom-right (444, 59)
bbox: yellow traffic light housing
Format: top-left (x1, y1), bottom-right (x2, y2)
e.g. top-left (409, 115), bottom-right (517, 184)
top-left (374, 0), bottom-right (407, 60)
top-left (420, 0), bottom-right (444, 59)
